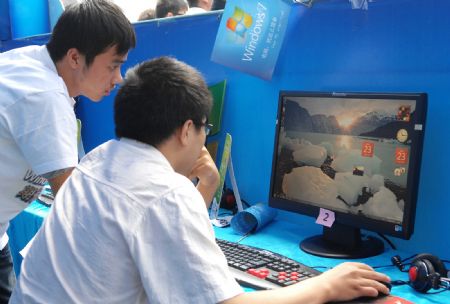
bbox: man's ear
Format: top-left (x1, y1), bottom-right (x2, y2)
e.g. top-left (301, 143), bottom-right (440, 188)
top-left (66, 48), bottom-right (82, 69)
top-left (178, 120), bottom-right (194, 146)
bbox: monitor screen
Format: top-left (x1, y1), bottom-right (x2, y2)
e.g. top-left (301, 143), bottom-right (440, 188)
top-left (269, 91), bottom-right (427, 258)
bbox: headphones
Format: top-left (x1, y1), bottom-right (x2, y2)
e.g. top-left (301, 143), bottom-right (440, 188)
top-left (391, 253), bottom-right (450, 293)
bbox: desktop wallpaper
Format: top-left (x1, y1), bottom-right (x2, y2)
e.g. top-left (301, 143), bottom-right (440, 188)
top-left (273, 96), bottom-right (417, 225)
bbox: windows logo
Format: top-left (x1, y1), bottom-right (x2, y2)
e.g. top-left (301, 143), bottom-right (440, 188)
top-left (226, 7), bottom-right (253, 38)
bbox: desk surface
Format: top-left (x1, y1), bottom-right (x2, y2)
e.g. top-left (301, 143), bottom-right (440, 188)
top-left (7, 203), bottom-right (448, 303)
top-left (214, 219), bottom-right (448, 304)
top-left (8, 200), bottom-right (48, 275)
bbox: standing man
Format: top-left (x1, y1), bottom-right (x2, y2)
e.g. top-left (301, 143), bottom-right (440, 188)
top-left (0, 0), bottom-right (136, 301)
top-left (11, 57), bottom-right (390, 303)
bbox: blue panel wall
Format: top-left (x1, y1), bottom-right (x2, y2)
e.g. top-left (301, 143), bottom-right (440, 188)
top-left (2, 0), bottom-right (449, 258)
top-left (8, 0), bottom-right (50, 39)
top-left (271, 0), bottom-right (450, 257)
top-left (0, 0), bottom-right (10, 40)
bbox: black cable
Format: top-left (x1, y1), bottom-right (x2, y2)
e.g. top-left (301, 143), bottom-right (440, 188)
top-left (241, 199), bottom-right (251, 209)
top-left (377, 232), bottom-right (397, 250)
top-left (310, 266), bottom-right (331, 270)
top-left (391, 280), bottom-right (409, 286)
top-left (372, 264), bottom-right (393, 270)
top-left (372, 264), bottom-right (410, 271)
top-left (372, 253), bottom-right (416, 271)
top-left (401, 254), bottom-right (419, 263)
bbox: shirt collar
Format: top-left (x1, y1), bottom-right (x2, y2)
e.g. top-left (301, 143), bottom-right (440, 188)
top-left (119, 138), bottom-right (174, 171)
top-left (40, 45), bottom-right (76, 107)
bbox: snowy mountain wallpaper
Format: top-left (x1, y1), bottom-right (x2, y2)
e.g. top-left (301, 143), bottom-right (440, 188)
top-left (273, 96), bottom-right (417, 224)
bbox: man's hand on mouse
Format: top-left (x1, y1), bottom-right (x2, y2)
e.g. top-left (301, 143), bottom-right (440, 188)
top-left (308, 262), bottom-right (391, 303)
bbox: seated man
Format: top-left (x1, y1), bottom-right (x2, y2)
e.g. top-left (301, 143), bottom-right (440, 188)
top-left (11, 57), bottom-right (390, 303)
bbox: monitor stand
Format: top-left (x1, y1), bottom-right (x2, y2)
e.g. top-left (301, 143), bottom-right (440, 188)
top-left (300, 224), bottom-right (384, 259)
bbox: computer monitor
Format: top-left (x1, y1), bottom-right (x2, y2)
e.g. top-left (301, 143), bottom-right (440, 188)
top-left (269, 91), bottom-right (427, 258)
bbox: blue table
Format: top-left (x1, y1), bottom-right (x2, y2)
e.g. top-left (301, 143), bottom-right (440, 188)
top-left (5, 202), bottom-right (448, 303)
top-left (7, 200), bottom-right (49, 275)
top-left (215, 219), bottom-right (448, 304)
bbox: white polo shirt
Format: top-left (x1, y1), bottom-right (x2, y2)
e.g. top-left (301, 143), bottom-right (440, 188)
top-left (11, 139), bottom-right (243, 303)
top-left (0, 45), bottom-right (78, 243)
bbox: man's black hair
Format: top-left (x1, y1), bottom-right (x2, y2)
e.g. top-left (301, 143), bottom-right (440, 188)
top-left (47, 0), bottom-right (136, 67)
top-left (212, 0), bottom-right (226, 10)
top-left (114, 57), bottom-right (212, 147)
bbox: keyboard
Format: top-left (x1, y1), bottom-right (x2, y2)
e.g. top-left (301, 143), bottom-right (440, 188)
top-left (217, 238), bottom-right (321, 290)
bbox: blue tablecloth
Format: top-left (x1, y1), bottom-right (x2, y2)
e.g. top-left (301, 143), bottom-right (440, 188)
top-left (214, 219), bottom-right (449, 303)
top-left (5, 202), bottom-right (448, 302)
top-left (7, 200), bottom-right (49, 275)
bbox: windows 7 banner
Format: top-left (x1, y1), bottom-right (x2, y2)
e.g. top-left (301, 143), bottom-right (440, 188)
top-left (211, 0), bottom-right (291, 80)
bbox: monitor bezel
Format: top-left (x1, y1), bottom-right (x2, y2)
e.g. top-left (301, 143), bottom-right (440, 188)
top-left (268, 91), bottom-right (427, 240)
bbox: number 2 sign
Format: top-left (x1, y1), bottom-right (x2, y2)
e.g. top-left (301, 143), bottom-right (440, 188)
top-left (316, 208), bottom-right (335, 228)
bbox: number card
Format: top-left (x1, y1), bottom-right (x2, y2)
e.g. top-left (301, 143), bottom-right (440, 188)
top-left (315, 208), bottom-right (335, 228)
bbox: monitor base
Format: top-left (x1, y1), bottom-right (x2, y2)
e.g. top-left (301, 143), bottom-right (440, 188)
top-left (300, 235), bottom-right (384, 259)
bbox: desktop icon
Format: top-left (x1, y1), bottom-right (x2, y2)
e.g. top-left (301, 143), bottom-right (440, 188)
top-left (396, 129), bottom-right (408, 143)
top-left (395, 148), bottom-right (409, 164)
top-left (397, 105), bottom-right (411, 122)
top-left (395, 225), bottom-right (403, 232)
top-left (394, 167), bottom-right (406, 176)
top-left (361, 141), bottom-right (375, 157)
top-left (353, 166), bottom-right (365, 176)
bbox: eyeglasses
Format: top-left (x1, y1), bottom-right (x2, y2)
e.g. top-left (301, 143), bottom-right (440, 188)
top-left (204, 123), bottom-right (213, 136)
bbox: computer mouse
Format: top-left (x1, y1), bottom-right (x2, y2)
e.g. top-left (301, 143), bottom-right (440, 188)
top-left (344, 283), bottom-right (391, 304)
top-left (380, 281), bottom-right (392, 291)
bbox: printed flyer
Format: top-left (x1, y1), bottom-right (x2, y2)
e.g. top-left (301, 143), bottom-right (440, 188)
top-left (211, 0), bottom-right (291, 80)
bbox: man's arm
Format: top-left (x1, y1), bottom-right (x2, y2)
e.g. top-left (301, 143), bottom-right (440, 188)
top-left (221, 262), bottom-right (391, 304)
top-left (188, 147), bottom-right (219, 207)
top-left (41, 167), bottom-right (74, 195)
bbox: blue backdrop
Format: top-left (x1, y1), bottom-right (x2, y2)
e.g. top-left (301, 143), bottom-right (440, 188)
top-left (1, 0), bottom-right (449, 258)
